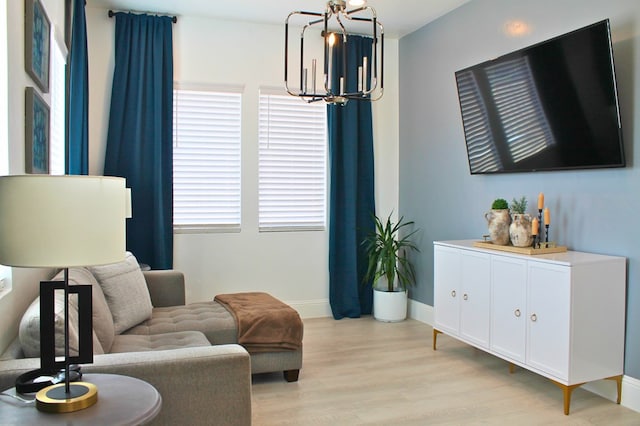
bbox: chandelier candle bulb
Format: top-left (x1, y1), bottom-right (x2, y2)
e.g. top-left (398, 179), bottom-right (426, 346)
top-left (358, 65), bottom-right (363, 92)
top-left (312, 59), bottom-right (317, 94)
top-left (303, 68), bottom-right (308, 93)
top-left (363, 56), bottom-right (368, 92)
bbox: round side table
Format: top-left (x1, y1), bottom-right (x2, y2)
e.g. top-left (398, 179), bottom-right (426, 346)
top-left (0, 374), bottom-right (162, 425)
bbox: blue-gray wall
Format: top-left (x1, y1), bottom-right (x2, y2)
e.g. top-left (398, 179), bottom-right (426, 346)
top-left (399, 0), bottom-right (640, 378)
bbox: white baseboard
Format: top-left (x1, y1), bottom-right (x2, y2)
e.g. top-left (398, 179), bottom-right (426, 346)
top-left (286, 298), bottom-right (332, 319)
top-left (408, 298), bottom-right (434, 325)
top-left (583, 375), bottom-right (640, 414)
top-left (407, 299), bottom-right (640, 414)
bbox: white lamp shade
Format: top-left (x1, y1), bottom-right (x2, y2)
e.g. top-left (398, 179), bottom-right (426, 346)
top-left (0, 175), bottom-right (128, 268)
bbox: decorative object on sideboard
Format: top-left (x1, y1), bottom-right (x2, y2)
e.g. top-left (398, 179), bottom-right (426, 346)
top-left (284, 0), bottom-right (384, 105)
top-left (0, 175), bottom-right (130, 413)
top-left (485, 198), bottom-right (511, 245)
top-left (24, 0), bottom-right (50, 93)
top-left (362, 213), bottom-right (419, 322)
top-left (509, 196), bottom-right (533, 247)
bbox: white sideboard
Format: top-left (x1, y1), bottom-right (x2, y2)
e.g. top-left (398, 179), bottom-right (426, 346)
top-left (433, 240), bottom-right (626, 415)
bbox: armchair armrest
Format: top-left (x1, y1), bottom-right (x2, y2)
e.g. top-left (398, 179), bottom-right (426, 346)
top-left (143, 270), bottom-right (186, 307)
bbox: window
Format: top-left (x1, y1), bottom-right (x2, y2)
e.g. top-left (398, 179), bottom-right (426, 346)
top-left (172, 85), bottom-right (242, 232)
top-left (258, 89), bottom-right (327, 231)
top-left (49, 29), bottom-right (67, 175)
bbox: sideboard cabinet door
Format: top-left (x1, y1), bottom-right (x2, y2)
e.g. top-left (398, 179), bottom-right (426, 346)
top-left (459, 251), bottom-right (491, 349)
top-left (434, 245), bottom-right (461, 336)
top-left (526, 262), bottom-right (571, 380)
top-left (490, 256), bottom-right (527, 363)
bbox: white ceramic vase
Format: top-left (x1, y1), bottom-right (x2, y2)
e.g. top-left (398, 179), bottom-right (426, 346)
top-left (509, 213), bottom-right (533, 247)
top-left (484, 209), bottom-right (511, 245)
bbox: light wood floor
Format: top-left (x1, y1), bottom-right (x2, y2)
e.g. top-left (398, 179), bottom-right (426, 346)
top-left (251, 317), bottom-right (640, 425)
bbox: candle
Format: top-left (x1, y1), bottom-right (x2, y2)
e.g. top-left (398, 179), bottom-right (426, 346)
top-left (537, 193), bottom-right (544, 210)
top-left (531, 217), bottom-right (539, 235)
top-left (544, 208), bottom-right (550, 225)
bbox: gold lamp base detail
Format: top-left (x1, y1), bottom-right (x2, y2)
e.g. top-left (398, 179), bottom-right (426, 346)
top-left (35, 382), bottom-right (98, 413)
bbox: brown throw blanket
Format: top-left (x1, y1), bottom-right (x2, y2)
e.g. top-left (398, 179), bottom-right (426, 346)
top-left (214, 292), bottom-right (303, 354)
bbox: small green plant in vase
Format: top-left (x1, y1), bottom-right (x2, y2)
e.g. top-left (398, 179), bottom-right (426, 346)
top-left (509, 196), bottom-right (533, 247)
top-left (491, 198), bottom-right (509, 210)
top-left (510, 196), bottom-right (528, 214)
top-left (485, 198), bottom-right (511, 245)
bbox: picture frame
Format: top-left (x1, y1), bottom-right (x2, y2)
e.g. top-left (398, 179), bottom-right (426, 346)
top-left (25, 87), bottom-right (50, 174)
top-left (24, 0), bottom-right (51, 93)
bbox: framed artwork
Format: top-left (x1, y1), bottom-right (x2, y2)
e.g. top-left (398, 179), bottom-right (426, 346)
top-left (25, 87), bottom-right (50, 174)
top-left (24, 0), bottom-right (51, 93)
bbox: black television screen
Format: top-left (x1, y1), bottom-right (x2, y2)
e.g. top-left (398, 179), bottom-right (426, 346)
top-left (455, 19), bottom-right (625, 174)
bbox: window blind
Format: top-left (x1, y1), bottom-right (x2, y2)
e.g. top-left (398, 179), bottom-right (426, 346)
top-left (173, 88), bottom-right (242, 231)
top-left (258, 91), bottom-right (327, 231)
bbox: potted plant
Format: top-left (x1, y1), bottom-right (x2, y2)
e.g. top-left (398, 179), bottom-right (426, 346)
top-left (484, 198), bottom-right (511, 245)
top-left (362, 213), bottom-right (419, 322)
top-left (509, 196), bottom-right (533, 247)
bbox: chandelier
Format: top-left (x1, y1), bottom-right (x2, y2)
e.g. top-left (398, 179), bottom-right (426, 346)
top-left (285, 0), bottom-right (384, 105)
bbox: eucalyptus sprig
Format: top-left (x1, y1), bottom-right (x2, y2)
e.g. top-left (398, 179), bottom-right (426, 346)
top-left (510, 196), bottom-right (528, 214)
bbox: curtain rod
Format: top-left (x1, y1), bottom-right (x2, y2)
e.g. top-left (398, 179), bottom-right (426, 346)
top-left (108, 9), bottom-right (177, 23)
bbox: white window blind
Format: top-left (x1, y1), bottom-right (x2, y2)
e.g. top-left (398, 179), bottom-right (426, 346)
top-left (173, 87), bottom-right (242, 231)
top-left (258, 90), bottom-right (327, 231)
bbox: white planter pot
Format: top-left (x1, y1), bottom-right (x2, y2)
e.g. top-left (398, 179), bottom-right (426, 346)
top-left (373, 289), bottom-right (408, 322)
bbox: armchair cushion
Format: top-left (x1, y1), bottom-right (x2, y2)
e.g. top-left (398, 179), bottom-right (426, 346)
top-left (89, 252), bottom-right (153, 334)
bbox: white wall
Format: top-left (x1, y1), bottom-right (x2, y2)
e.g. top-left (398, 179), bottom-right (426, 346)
top-left (85, 9), bottom-right (400, 317)
top-left (0, 0), bottom-right (64, 353)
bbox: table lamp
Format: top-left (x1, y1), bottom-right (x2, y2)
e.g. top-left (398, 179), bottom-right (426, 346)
top-left (0, 175), bottom-right (129, 413)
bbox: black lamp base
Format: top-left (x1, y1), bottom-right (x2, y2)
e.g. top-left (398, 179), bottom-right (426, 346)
top-left (35, 382), bottom-right (98, 413)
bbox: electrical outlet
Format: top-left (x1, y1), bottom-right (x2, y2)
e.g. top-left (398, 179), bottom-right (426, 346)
top-left (0, 278), bottom-right (5, 292)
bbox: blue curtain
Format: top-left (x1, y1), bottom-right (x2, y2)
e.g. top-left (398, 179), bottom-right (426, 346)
top-left (328, 35), bottom-right (376, 319)
top-left (104, 13), bottom-right (174, 269)
top-left (67, 0), bottom-right (88, 175)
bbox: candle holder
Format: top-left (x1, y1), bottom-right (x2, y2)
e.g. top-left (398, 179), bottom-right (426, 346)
top-left (538, 208), bottom-right (544, 243)
top-left (545, 224), bottom-right (550, 244)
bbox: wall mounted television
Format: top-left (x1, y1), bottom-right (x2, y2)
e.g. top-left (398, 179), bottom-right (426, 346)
top-left (455, 19), bottom-right (625, 174)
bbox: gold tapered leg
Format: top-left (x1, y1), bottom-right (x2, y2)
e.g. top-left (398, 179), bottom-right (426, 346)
top-left (604, 375), bottom-right (623, 404)
top-left (550, 380), bottom-right (584, 415)
top-left (509, 363), bottom-right (516, 374)
top-left (433, 329), bottom-right (442, 351)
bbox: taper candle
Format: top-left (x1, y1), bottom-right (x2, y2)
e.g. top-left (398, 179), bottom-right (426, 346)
top-left (538, 193), bottom-right (544, 210)
top-left (544, 208), bottom-right (550, 225)
top-left (531, 217), bottom-right (539, 235)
